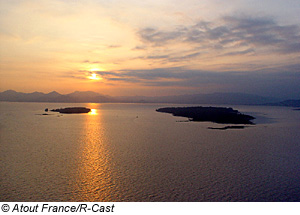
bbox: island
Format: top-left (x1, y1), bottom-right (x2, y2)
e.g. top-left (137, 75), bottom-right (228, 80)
top-left (50, 107), bottom-right (91, 114)
top-left (208, 126), bottom-right (248, 130)
top-left (156, 106), bottom-right (255, 124)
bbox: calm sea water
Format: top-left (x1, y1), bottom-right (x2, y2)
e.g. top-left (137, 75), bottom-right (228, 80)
top-left (0, 102), bottom-right (299, 201)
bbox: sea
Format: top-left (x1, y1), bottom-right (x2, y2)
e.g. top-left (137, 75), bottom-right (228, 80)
top-left (0, 102), bottom-right (299, 201)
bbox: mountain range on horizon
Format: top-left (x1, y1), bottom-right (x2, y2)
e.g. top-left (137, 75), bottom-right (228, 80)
top-left (1, 89), bottom-right (300, 107)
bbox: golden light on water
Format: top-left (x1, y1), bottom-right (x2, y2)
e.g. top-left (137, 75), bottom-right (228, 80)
top-left (73, 107), bottom-right (113, 201)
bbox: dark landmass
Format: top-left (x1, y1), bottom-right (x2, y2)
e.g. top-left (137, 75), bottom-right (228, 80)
top-left (263, 99), bottom-right (300, 107)
top-left (51, 107), bottom-right (91, 114)
top-left (0, 90), bottom-right (113, 103)
top-left (294, 108), bottom-right (300, 111)
top-left (156, 106), bottom-right (255, 124)
top-left (208, 126), bottom-right (248, 130)
top-left (116, 92), bottom-right (280, 105)
top-left (2, 90), bottom-right (299, 107)
top-left (0, 90), bottom-right (282, 105)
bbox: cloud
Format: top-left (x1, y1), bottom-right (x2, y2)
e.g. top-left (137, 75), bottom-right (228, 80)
top-left (132, 45), bottom-right (147, 50)
top-left (222, 48), bottom-right (255, 56)
top-left (168, 51), bottom-right (203, 62)
top-left (146, 55), bottom-right (170, 60)
top-left (107, 45), bottom-right (122, 49)
top-left (138, 15), bottom-right (300, 54)
top-left (83, 60), bottom-right (102, 64)
top-left (109, 64), bottom-right (299, 97)
top-left (81, 65), bottom-right (300, 98)
top-left (65, 51), bottom-right (300, 97)
top-left (138, 27), bottom-right (186, 45)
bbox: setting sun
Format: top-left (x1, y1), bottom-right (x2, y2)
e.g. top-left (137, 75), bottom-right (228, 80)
top-left (88, 73), bottom-right (102, 81)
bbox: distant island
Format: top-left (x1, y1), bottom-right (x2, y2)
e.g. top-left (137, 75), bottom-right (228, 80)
top-left (208, 125), bottom-right (248, 130)
top-left (263, 99), bottom-right (300, 107)
top-left (50, 107), bottom-right (91, 114)
top-left (156, 106), bottom-right (255, 124)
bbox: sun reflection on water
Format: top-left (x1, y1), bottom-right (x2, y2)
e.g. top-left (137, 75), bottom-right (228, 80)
top-left (73, 106), bottom-right (113, 201)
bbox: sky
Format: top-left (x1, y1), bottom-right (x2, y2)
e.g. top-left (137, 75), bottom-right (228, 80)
top-left (0, 0), bottom-right (300, 98)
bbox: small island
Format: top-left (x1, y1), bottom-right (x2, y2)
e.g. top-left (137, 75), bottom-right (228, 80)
top-left (50, 107), bottom-right (91, 114)
top-left (208, 126), bottom-right (248, 130)
top-left (156, 106), bottom-right (255, 124)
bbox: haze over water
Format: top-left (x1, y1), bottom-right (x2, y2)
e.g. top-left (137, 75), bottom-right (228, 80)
top-left (1, 102), bottom-right (299, 201)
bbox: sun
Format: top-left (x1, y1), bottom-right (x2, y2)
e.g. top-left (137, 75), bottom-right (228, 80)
top-left (86, 67), bottom-right (104, 81)
top-left (88, 73), bottom-right (102, 81)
